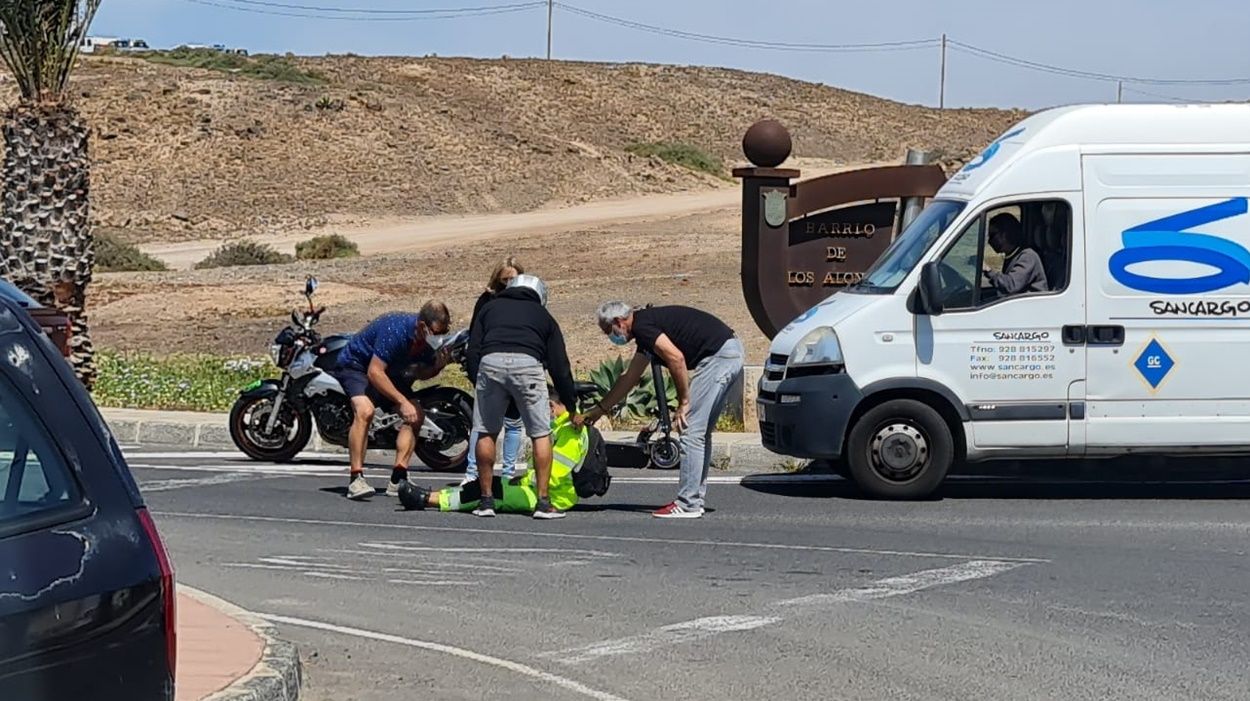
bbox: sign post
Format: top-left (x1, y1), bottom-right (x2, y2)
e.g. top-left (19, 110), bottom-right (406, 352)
top-left (736, 120), bottom-right (949, 339)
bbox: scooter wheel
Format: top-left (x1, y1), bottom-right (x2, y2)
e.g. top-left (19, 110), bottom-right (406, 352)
top-left (649, 436), bottom-right (682, 470)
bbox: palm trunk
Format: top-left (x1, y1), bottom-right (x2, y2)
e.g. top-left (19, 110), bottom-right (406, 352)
top-left (0, 104), bottom-right (95, 388)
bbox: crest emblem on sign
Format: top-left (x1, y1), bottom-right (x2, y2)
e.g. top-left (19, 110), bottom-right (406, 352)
top-left (763, 190), bottom-right (787, 228)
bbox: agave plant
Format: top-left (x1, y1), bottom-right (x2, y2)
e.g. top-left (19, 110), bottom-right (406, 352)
top-left (0, 0), bottom-right (103, 387)
top-left (587, 356), bottom-right (677, 420)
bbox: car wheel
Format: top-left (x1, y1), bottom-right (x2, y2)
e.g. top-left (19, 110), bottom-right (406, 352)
top-left (846, 399), bottom-right (952, 500)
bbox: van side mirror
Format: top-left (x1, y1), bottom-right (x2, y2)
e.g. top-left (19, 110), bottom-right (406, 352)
top-left (917, 262), bottom-right (945, 316)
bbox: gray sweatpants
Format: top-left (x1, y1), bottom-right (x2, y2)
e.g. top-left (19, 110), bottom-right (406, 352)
top-left (677, 337), bottom-right (745, 511)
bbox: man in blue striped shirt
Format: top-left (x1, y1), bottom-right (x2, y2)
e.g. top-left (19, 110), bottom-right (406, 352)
top-left (330, 301), bottom-right (451, 500)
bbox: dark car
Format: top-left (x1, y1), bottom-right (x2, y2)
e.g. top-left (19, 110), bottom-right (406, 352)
top-left (0, 279), bottom-right (71, 358)
top-left (0, 296), bottom-right (175, 699)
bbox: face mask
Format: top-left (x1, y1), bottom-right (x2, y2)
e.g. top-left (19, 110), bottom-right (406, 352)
top-left (424, 331), bottom-right (450, 351)
top-left (608, 329), bottom-right (629, 346)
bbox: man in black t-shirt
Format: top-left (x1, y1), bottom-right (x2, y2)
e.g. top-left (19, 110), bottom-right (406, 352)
top-left (579, 302), bottom-right (744, 518)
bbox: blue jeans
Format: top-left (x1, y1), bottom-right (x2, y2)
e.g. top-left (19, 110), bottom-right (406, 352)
top-left (677, 338), bottom-right (745, 511)
top-left (465, 417), bottom-right (524, 479)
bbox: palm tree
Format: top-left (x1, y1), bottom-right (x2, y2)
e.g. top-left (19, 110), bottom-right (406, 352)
top-left (0, 0), bottom-right (102, 387)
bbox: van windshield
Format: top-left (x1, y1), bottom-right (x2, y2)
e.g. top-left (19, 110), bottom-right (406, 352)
top-left (852, 199), bottom-right (966, 293)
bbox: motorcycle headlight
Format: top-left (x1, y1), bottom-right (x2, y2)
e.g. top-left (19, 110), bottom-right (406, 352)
top-left (787, 327), bottom-right (843, 368)
top-left (269, 343), bottom-right (284, 366)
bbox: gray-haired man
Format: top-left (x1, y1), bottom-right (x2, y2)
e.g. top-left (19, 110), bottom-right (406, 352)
top-left (578, 302), bottom-right (744, 518)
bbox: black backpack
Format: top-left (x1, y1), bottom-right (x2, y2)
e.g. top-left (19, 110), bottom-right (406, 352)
top-left (572, 427), bottom-right (611, 499)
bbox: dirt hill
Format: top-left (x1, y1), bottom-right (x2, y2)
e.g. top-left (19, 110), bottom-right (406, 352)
top-left (32, 54), bottom-right (1023, 244)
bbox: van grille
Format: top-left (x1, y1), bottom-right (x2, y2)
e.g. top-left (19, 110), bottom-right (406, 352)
top-left (765, 354), bottom-right (788, 382)
top-left (760, 421), bottom-right (777, 446)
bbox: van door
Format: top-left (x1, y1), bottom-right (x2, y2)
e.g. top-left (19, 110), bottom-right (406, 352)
top-left (915, 197), bottom-right (1085, 451)
top-left (1083, 153), bottom-right (1250, 451)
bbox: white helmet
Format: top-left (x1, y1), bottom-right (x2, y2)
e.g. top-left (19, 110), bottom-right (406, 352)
top-left (507, 274), bottom-right (548, 307)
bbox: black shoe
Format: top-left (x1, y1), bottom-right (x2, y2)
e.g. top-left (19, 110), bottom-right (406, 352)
top-left (397, 482), bottom-right (430, 510)
top-left (473, 495), bottom-right (496, 518)
top-left (533, 498), bottom-right (566, 520)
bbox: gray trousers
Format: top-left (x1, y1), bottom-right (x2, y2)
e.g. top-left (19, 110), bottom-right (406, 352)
top-left (677, 338), bottom-right (745, 510)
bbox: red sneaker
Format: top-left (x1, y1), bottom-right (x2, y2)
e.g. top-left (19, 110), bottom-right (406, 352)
top-left (652, 502), bottom-right (704, 519)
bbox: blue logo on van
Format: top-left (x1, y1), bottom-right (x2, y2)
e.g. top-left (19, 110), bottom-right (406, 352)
top-left (1108, 198), bottom-right (1250, 294)
top-left (960, 128), bottom-right (1025, 173)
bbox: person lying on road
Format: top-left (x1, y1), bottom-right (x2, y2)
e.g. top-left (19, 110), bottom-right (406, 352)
top-left (398, 389), bottom-right (605, 516)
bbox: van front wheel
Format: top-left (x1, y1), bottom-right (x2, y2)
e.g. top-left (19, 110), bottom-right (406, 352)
top-left (846, 399), bottom-right (952, 500)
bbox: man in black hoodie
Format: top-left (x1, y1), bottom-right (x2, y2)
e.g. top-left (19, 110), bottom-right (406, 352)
top-left (467, 274), bottom-right (577, 519)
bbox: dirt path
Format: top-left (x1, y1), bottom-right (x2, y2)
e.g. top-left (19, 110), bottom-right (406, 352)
top-left (141, 161), bottom-right (864, 269)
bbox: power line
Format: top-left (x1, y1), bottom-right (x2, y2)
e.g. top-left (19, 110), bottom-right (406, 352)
top-left (1119, 85), bottom-right (1235, 104)
top-left (949, 39), bottom-right (1250, 86)
top-left (179, 0), bottom-right (546, 21)
top-left (208, 0), bottom-right (543, 15)
top-left (172, 0), bottom-right (1250, 99)
top-left (555, 2), bottom-right (938, 53)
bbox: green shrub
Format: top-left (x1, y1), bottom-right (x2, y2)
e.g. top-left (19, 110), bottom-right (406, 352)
top-left (94, 351), bottom-right (277, 412)
top-left (141, 47), bottom-right (325, 85)
top-left (625, 142), bottom-right (724, 178)
top-left (586, 356), bottom-right (677, 420)
top-left (314, 96), bottom-right (346, 112)
top-left (295, 234), bottom-right (359, 260)
top-left (194, 240), bottom-right (293, 269)
top-left (95, 232), bottom-right (167, 272)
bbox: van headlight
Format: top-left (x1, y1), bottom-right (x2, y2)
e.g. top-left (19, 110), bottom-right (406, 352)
top-left (787, 327), bottom-right (843, 368)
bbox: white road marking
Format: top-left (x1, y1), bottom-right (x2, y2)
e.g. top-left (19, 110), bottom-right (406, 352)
top-left (549, 616), bottom-right (781, 664)
top-left (124, 451), bottom-right (350, 460)
top-left (153, 511), bottom-right (1050, 563)
top-left (303, 572), bottom-right (365, 581)
top-left (359, 542), bottom-right (620, 558)
top-left (543, 560), bottom-right (1025, 664)
top-left (128, 462), bottom-right (844, 484)
top-left (385, 579), bottom-right (480, 586)
top-left (138, 472), bottom-right (272, 492)
top-left (376, 563), bottom-right (524, 574)
top-left (773, 559), bottom-right (1024, 607)
top-left (259, 613), bottom-right (634, 701)
top-left (225, 562), bottom-right (483, 585)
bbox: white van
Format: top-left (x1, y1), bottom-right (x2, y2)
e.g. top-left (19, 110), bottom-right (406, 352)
top-left (759, 103), bottom-right (1250, 499)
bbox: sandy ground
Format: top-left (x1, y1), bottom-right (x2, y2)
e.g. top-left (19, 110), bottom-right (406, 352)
top-left (96, 207), bottom-right (775, 370)
top-left (97, 165), bottom-right (880, 367)
top-left (138, 158), bottom-right (853, 269)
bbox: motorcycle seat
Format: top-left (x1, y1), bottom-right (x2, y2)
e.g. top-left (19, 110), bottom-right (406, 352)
top-left (574, 381), bottom-right (599, 397)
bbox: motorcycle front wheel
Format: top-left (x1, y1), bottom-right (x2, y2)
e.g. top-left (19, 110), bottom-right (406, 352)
top-left (229, 394), bottom-right (312, 463)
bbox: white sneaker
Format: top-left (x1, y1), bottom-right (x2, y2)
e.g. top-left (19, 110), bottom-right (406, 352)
top-left (459, 474), bottom-right (477, 487)
top-left (347, 475), bottom-right (375, 500)
top-left (385, 478), bottom-right (408, 497)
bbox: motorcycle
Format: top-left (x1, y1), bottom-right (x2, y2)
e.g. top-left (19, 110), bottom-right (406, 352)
top-left (228, 276), bottom-right (474, 471)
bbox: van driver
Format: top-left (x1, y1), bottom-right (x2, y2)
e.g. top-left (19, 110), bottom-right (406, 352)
top-left (982, 213), bottom-right (1048, 297)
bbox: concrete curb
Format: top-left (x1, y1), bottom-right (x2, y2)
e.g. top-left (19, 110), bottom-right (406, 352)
top-left (104, 408), bottom-right (802, 474)
top-left (180, 586), bottom-right (302, 701)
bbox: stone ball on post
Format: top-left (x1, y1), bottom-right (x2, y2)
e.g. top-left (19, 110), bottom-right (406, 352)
top-left (742, 119), bottom-right (792, 168)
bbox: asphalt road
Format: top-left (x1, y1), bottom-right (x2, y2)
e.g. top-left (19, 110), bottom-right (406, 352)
top-left (128, 449), bottom-right (1250, 701)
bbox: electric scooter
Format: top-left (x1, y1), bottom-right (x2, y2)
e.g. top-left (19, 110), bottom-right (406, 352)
top-left (604, 355), bottom-right (683, 470)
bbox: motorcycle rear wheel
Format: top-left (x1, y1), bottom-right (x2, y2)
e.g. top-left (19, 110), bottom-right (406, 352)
top-left (229, 394), bottom-right (312, 463)
top-left (415, 389), bottom-right (473, 472)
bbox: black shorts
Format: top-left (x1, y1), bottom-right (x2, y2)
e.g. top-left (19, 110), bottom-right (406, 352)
top-left (330, 366), bottom-right (403, 408)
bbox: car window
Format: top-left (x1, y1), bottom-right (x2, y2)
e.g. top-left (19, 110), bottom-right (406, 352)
top-left (936, 199), bottom-right (1073, 310)
top-left (0, 375), bottom-right (81, 525)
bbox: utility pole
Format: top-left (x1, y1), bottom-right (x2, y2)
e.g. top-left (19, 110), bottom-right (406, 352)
top-left (546, 0), bottom-right (554, 60)
top-left (1117, 80), bottom-right (1123, 103)
top-left (939, 33), bottom-right (947, 109)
